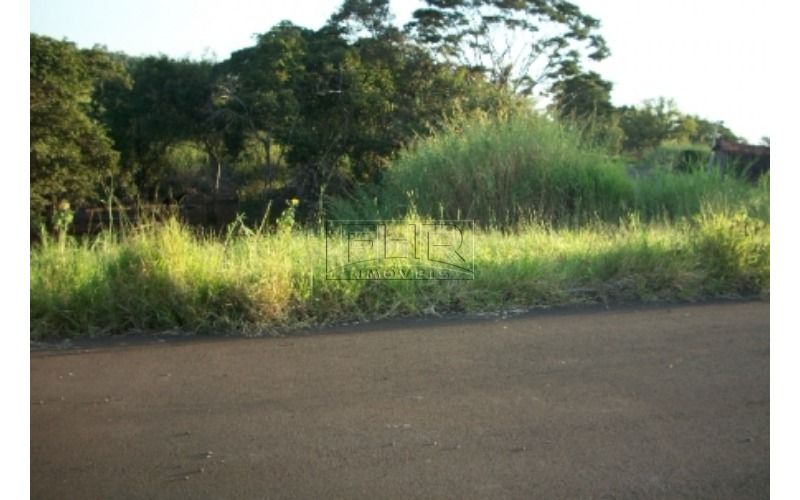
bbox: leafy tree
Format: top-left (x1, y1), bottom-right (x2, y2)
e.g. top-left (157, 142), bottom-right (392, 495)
top-left (330, 0), bottom-right (395, 40)
top-left (617, 98), bottom-right (683, 153)
top-left (618, 97), bottom-right (739, 154)
top-left (405, 0), bottom-right (609, 95)
top-left (546, 68), bottom-right (622, 151)
top-left (677, 115), bottom-right (737, 145)
top-left (212, 22), bottom-right (309, 194)
top-left (549, 69), bottom-right (614, 121)
top-left (215, 16), bottom-right (521, 210)
top-left (102, 56), bottom-right (220, 198)
top-left (30, 34), bottom-right (130, 223)
top-left (30, 1), bottom-right (554, 224)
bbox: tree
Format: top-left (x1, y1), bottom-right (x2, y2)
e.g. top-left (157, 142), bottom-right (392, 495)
top-left (213, 22), bottom-right (310, 193)
top-left (30, 34), bottom-right (130, 223)
top-left (678, 115), bottom-right (737, 146)
top-left (102, 56), bottom-right (220, 198)
top-left (617, 98), bottom-right (683, 153)
top-left (545, 68), bottom-right (621, 151)
top-left (405, 0), bottom-right (609, 95)
top-left (329, 0), bottom-right (395, 40)
top-left (215, 17), bottom-right (518, 210)
top-left (617, 97), bottom-right (739, 154)
top-left (548, 69), bottom-right (614, 121)
top-left (31, 1), bottom-right (543, 224)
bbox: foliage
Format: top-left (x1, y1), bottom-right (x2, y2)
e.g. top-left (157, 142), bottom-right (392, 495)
top-left (549, 69), bottom-right (614, 122)
top-left (330, 0), bottom-right (395, 40)
top-left (99, 56), bottom-right (221, 198)
top-left (213, 17), bottom-right (524, 210)
top-left (29, 1), bottom-right (744, 225)
top-left (52, 201), bottom-right (74, 241)
top-left (633, 165), bottom-right (769, 222)
top-left (31, 202), bottom-right (769, 339)
top-left (276, 198), bottom-right (300, 235)
top-left (30, 34), bottom-right (129, 224)
top-left (405, 0), bottom-right (609, 94)
top-left (332, 110), bottom-right (764, 228)
top-left (547, 68), bottom-right (623, 152)
top-left (31, 86), bottom-right (768, 339)
top-left (618, 98), bottom-right (682, 153)
top-left (349, 111), bottom-right (635, 227)
top-left (618, 97), bottom-right (738, 155)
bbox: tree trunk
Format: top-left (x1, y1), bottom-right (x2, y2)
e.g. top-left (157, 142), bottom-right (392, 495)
top-left (215, 158), bottom-right (221, 195)
top-left (264, 136), bottom-right (272, 197)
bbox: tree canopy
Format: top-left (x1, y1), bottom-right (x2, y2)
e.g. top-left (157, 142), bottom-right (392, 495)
top-left (618, 98), bottom-right (738, 153)
top-left (30, 34), bottom-right (129, 223)
top-left (406, 0), bottom-right (610, 94)
top-left (29, 0), bottom-right (742, 226)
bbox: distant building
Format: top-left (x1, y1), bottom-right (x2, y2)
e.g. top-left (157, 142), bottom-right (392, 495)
top-left (711, 139), bottom-right (770, 180)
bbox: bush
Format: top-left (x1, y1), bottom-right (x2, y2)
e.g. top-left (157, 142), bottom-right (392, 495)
top-left (639, 144), bottom-right (711, 174)
top-left (350, 112), bottom-right (636, 228)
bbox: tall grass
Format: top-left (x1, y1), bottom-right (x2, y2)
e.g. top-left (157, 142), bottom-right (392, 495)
top-left (31, 207), bottom-right (769, 339)
top-left (333, 112), bottom-right (636, 227)
top-left (633, 168), bottom-right (770, 222)
top-left (330, 112), bottom-right (765, 228)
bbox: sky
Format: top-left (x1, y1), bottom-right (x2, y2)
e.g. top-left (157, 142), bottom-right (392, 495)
top-left (30, 0), bottom-right (775, 142)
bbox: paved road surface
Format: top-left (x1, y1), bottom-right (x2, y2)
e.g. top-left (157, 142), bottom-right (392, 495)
top-left (31, 301), bottom-right (769, 499)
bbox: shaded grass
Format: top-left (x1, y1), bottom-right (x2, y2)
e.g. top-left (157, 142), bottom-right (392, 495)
top-left (31, 207), bottom-right (769, 340)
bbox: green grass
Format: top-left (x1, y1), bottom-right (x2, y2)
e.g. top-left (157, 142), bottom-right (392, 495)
top-left (31, 206), bottom-right (769, 340)
top-left (31, 113), bottom-right (769, 339)
top-left (633, 167), bottom-right (770, 222)
top-left (329, 112), bottom-right (766, 228)
top-left (330, 112), bottom-right (635, 227)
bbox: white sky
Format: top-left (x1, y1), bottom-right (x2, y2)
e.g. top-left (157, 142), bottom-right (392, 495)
top-left (30, 0), bottom-right (776, 142)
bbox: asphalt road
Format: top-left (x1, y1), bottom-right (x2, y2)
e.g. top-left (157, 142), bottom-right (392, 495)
top-left (31, 301), bottom-right (769, 499)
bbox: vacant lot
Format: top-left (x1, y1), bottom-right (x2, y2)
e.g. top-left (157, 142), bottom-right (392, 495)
top-left (32, 300), bottom-right (768, 499)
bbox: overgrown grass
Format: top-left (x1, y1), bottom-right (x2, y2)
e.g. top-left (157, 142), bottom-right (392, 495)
top-left (31, 113), bottom-right (769, 339)
top-left (330, 112), bottom-right (635, 227)
top-left (329, 112), bottom-right (766, 228)
top-left (633, 168), bottom-right (770, 222)
top-left (31, 206), bottom-right (769, 340)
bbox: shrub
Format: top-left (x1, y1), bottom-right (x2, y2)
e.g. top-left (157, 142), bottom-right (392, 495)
top-left (359, 112), bottom-right (636, 228)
